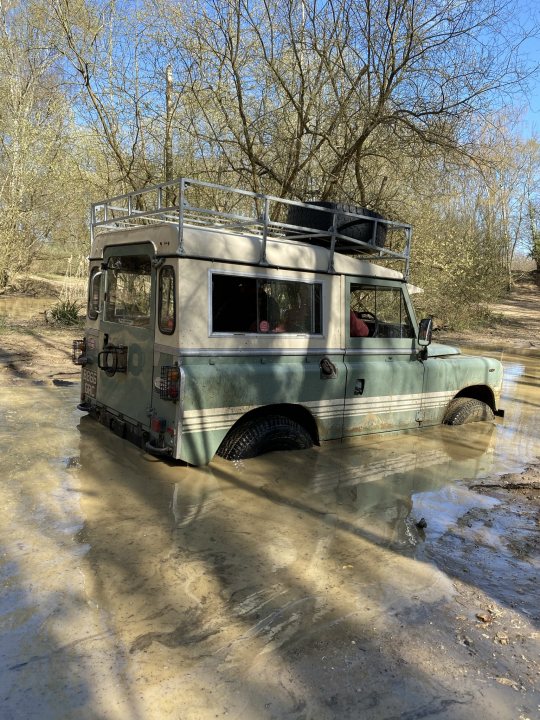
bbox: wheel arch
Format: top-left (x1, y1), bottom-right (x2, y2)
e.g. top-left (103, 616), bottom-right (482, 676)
top-left (225, 403), bottom-right (320, 445)
top-left (452, 385), bottom-right (496, 412)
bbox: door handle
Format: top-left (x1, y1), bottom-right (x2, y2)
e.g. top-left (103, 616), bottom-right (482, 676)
top-left (320, 357), bottom-right (337, 379)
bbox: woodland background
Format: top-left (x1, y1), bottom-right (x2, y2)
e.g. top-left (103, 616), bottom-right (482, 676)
top-left (2, 0), bottom-right (540, 328)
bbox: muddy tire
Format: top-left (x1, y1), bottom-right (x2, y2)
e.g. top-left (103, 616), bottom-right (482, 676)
top-left (443, 397), bottom-right (494, 425)
top-left (217, 414), bottom-right (313, 460)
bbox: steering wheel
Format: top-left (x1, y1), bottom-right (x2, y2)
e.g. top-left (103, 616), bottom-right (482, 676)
top-left (358, 311), bottom-right (379, 337)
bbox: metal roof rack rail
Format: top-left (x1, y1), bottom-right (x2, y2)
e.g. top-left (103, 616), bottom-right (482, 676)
top-left (90, 177), bottom-right (412, 277)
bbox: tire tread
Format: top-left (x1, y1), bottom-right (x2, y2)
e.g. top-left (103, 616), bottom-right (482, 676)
top-left (217, 414), bottom-right (313, 460)
top-left (443, 397), bottom-right (494, 425)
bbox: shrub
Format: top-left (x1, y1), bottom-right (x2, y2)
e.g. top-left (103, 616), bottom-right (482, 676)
top-left (49, 299), bottom-right (83, 326)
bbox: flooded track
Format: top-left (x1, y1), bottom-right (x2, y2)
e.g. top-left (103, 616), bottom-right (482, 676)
top-left (0, 295), bottom-right (57, 320)
top-left (0, 348), bottom-right (539, 719)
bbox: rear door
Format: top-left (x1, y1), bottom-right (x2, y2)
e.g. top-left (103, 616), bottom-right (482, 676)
top-left (343, 278), bottom-right (425, 436)
top-left (95, 243), bottom-right (156, 427)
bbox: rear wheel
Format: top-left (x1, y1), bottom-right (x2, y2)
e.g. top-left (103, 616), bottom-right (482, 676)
top-left (443, 397), bottom-right (494, 425)
top-left (217, 414), bottom-right (313, 460)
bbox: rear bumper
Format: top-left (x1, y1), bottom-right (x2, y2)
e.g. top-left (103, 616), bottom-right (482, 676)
top-left (84, 402), bottom-right (150, 448)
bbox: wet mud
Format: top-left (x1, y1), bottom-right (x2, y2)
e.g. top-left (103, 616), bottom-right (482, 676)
top-left (0, 346), bottom-right (539, 719)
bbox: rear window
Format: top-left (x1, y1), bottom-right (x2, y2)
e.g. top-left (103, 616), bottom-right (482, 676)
top-left (87, 266), bottom-right (101, 320)
top-left (158, 266), bottom-right (176, 334)
top-left (212, 274), bottom-right (322, 334)
top-left (104, 255), bottom-right (152, 327)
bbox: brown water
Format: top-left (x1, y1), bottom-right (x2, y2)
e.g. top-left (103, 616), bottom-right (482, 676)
top-left (0, 346), bottom-right (539, 719)
top-left (0, 295), bottom-right (57, 320)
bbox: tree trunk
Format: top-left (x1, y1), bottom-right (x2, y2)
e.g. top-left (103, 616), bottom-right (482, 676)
top-left (164, 64), bottom-right (174, 207)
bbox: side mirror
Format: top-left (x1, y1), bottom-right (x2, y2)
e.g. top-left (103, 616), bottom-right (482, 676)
top-left (418, 317), bottom-right (433, 347)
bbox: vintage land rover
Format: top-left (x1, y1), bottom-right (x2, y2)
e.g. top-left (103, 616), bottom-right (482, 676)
top-left (73, 178), bottom-right (504, 465)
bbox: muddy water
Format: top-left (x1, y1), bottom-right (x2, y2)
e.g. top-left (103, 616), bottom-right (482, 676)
top-left (1, 349), bottom-right (539, 719)
top-left (0, 295), bottom-right (57, 320)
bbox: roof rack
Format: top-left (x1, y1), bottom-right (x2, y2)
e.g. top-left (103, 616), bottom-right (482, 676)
top-left (90, 177), bottom-right (412, 277)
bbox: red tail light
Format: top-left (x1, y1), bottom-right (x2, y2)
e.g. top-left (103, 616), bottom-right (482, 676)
top-left (151, 417), bottom-right (166, 432)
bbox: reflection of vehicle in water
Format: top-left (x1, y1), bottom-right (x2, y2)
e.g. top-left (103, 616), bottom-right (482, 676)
top-left (72, 178), bottom-right (504, 465)
top-left (165, 423), bottom-right (496, 548)
top-left (309, 426), bottom-right (496, 535)
top-left (75, 418), bottom-right (476, 665)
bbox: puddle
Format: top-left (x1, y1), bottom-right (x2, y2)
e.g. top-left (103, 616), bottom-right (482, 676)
top-left (411, 485), bottom-right (500, 542)
top-left (0, 348), bottom-right (539, 718)
top-left (0, 295), bottom-right (57, 320)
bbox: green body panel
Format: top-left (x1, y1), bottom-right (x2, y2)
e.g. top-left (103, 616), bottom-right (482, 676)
top-left (95, 244), bottom-right (156, 427)
top-left (96, 325), bottom-right (153, 425)
top-left (177, 353), bottom-right (346, 465)
top-left (342, 277), bottom-right (426, 435)
top-left (343, 350), bottom-right (425, 434)
top-left (179, 355), bottom-right (343, 417)
top-left (422, 352), bottom-right (503, 424)
top-left (174, 343), bottom-right (503, 465)
top-left (426, 343), bottom-right (461, 357)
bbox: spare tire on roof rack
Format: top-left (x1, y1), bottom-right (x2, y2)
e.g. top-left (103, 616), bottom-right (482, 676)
top-left (286, 200), bottom-right (387, 254)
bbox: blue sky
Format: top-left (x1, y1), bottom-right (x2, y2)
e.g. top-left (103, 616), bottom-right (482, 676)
top-left (516, 1), bottom-right (540, 136)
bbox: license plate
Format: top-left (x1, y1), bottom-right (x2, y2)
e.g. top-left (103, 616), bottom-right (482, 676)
top-left (82, 368), bottom-right (97, 398)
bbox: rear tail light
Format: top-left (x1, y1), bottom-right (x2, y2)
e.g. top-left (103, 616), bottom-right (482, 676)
top-left (151, 417), bottom-right (167, 432)
top-left (159, 365), bottom-right (180, 401)
top-left (72, 339), bottom-right (87, 365)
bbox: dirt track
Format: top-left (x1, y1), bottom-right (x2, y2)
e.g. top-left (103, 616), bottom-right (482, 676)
top-left (436, 274), bottom-right (540, 351)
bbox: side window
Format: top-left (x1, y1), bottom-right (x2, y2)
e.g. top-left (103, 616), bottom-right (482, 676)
top-left (212, 274), bottom-right (322, 334)
top-left (104, 255), bottom-right (152, 327)
top-left (87, 266), bottom-right (101, 320)
top-left (158, 266), bottom-right (176, 334)
top-left (350, 284), bottom-right (414, 338)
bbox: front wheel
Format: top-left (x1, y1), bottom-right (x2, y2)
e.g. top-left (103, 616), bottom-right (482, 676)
top-left (443, 397), bottom-right (494, 425)
top-left (217, 414), bottom-right (313, 460)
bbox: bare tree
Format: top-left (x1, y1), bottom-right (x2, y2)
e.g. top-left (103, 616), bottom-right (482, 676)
top-left (478, 137), bottom-right (540, 289)
top-left (44, 0), bottom-right (168, 194)
top-left (0, 0), bottom-right (76, 287)
top-left (170, 0), bottom-right (534, 206)
top-left (1, 0), bottom-right (538, 325)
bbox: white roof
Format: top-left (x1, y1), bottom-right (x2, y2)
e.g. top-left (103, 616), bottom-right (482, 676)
top-left (91, 222), bottom-right (405, 281)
